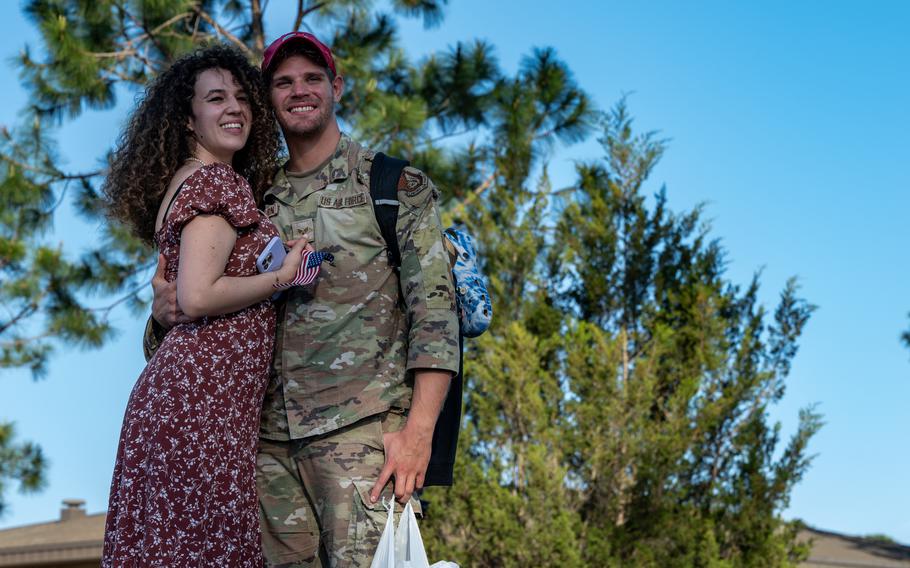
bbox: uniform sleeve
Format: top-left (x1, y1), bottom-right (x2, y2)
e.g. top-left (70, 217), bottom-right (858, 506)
top-left (164, 163), bottom-right (259, 241)
top-left (395, 166), bottom-right (461, 374)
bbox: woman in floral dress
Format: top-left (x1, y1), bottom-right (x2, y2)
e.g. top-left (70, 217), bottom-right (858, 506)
top-left (100, 45), bottom-right (314, 566)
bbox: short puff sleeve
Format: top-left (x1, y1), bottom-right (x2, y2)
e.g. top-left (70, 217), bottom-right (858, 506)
top-left (163, 163), bottom-right (259, 242)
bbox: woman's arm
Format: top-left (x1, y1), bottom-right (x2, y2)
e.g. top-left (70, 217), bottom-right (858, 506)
top-left (176, 214), bottom-right (306, 318)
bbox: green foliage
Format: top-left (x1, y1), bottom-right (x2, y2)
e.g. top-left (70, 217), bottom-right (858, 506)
top-left (422, 101), bottom-right (821, 566)
top-left (2, 1), bottom-right (819, 561)
top-left (0, 117), bottom-right (132, 379)
top-left (0, 422), bottom-right (46, 518)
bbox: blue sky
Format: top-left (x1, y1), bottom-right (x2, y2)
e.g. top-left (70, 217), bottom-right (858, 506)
top-left (2, 0), bottom-right (909, 543)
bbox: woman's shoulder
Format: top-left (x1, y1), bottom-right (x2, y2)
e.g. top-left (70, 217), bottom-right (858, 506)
top-left (154, 164), bottom-right (203, 237)
top-left (177, 162), bottom-right (253, 206)
top-left (157, 162), bottom-right (258, 238)
top-left (182, 161), bottom-right (245, 188)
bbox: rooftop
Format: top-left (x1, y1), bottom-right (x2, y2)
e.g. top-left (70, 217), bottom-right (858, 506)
top-left (799, 527), bottom-right (910, 568)
top-left (0, 500), bottom-right (104, 567)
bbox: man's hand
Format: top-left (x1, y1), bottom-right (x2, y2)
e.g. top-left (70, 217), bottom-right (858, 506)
top-left (371, 424), bottom-right (433, 505)
top-left (370, 370), bottom-right (452, 504)
top-left (151, 254), bottom-right (193, 329)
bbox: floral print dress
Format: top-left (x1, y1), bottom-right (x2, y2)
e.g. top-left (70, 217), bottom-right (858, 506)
top-left (103, 163), bottom-right (278, 567)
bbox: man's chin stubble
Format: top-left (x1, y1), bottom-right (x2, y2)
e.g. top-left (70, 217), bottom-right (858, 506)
top-left (282, 116), bottom-right (330, 138)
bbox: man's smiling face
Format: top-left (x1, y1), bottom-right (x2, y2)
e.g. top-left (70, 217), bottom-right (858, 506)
top-left (269, 55), bottom-right (343, 140)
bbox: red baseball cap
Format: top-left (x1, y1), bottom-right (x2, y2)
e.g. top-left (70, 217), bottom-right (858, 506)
top-left (262, 32), bottom-right (336, 76)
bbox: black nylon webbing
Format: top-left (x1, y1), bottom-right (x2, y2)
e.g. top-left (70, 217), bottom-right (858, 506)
top-left (369, 152), bottom-right (410, 268)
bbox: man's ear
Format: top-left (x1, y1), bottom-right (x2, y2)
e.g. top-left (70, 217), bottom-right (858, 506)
top-left (332, 75), bottom-right (344, 103)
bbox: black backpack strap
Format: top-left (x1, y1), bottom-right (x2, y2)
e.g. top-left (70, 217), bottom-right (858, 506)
top-left (369, 152), bottom-right (410, 268)
top-left (370, 152), bottom-right (463, 488)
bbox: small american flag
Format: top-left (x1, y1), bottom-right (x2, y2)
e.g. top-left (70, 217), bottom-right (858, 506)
top-left (275, 250), bottom-right (334, 289)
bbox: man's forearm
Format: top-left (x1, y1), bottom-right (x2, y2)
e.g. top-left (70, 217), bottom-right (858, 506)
top-left (370, 369), bottom-right (454, 502)
top-left (405, 370), bottom-right (453, 435)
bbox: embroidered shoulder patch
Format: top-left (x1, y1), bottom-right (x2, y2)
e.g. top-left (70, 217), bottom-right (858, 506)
top-left (400, 168), bottom-right (428, 198)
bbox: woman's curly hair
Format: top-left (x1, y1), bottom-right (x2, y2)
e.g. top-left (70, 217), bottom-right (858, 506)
top-left (103, 44), bottom-right (280, 245)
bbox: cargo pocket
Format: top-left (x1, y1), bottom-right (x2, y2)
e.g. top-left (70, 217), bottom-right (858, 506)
top-left (259, 509), bottom-right (319, 566)
top-left (348, 478), bottom-right (394, 564)
top-left (257, 441), bottom-right (319, 565)
top-left (348, 480), bottom-right (423, 556)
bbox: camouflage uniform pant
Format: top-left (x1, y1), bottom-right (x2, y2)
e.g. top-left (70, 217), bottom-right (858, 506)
top-left (257, 409), bottom-right (422, 567)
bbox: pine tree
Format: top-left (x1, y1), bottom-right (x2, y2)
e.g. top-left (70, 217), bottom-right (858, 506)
top-left (421, 100), bottom-right (820, 566)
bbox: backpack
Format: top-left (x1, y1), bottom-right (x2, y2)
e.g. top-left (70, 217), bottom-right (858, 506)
top-left (369, 152), bottom-right (492, 487)
top-left (369, 152), bottom-right (492, 338)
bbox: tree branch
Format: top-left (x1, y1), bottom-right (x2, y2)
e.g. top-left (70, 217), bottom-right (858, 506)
top-left (1, 331), bottom-right (53, 349)
top-left (293, 0), bottom-right (305, 31)
top-left (88, 280), bottom-right (150, 317)
top-left (195, 9), bottom-right (255, 59)
top-left (444, 171), bottom-right (495, 223)
top-left (1, 153), bottom-right (102, 182)
top-left (121, 7), bottom-right (168, 63)
top-left (101, 68), bottom-right (144, 86)
top-left (297, 1), bottom-right (327, 28)
top-left (91, 11), bottom-right (192, 63)
top-left (250, 0), bottom-right (265, 54)
top-left (0, 303), bottom-right (38, 337)
top-left (420, 128), bottom-right (472, 147)
top-left (89, 48), bottom-right (137, 60)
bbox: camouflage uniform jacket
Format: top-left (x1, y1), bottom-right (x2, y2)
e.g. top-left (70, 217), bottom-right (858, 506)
top-left (260, 135), bottom-right (460, 441)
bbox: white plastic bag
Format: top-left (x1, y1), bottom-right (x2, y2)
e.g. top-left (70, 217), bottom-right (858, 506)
top-left (369, 498), bottom-right (459, 568)
top-left (395, 501), bottom-right (431, 568)
top-left (370, 499), bottom-right (397, 568)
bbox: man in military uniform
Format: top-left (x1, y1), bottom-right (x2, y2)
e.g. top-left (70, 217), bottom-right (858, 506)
top-left (148, 32), bottom-right (460, 567)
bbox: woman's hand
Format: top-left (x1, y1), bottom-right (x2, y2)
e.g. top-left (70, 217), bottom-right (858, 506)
top-left (274, 238), bottom-right (311, 287)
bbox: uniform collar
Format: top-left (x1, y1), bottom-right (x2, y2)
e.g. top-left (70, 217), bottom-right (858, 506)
top-left (268, 134), bottom-right (359, 203)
